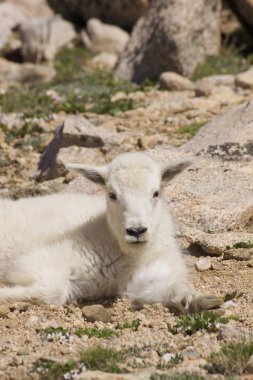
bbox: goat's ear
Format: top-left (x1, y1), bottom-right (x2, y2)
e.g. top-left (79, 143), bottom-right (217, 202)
top-left (67, 163), bottom-right (108, 185)
top-left (161, 159), bottom-right (192, 182)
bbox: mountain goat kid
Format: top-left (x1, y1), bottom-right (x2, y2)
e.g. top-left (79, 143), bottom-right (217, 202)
top-left (0, 152), bottom-right (223, 313)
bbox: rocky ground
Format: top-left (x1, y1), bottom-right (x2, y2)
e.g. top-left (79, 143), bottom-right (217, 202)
top-left (0, 1), bottom-right (253, 378)
top-left (0, 49), bottom-right (253, 379)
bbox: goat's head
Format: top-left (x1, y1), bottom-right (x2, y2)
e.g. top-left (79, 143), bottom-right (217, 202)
top-left (68, 153), bottom-right (191, 254)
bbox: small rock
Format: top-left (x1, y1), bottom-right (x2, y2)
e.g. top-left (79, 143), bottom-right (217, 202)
top-left (159, 72), bottom-right (195, 91)
top-left (92, 52), bottom-right (118, 70)
top-left (195, 78), bottom-right (214, 96)
top-left (138, 135), bottom-right (161, 149)
top-left (161, 353), bottom-right (176, 362)
top-left (236, 69), bottom-right (253, 89)
top-left (245, 354), bottom-right (253, 374)
top-left (82, 304), bottom-right (112, 323)
top-left (25, 315), bottom-right (39, 327)
top-left (183, 347), bottom-right (201, 360)
top-left (195, 257), bottom-right (212, 271)
top-left (204, 74), bottom-right (235, 86)
top-left (223, 248), bottom-right (252, 261)
top-left (81, 18), bottom-right (129, 54)
top-left (247, 260), bottom-right (253, 268)
top-left (0, 305), bottom-right (10, 317)
top-left (218, 324), bottom-right (253, 343)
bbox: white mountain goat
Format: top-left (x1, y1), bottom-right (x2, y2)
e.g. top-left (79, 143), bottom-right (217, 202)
top-left (0, 152), bottom-right (223, 313)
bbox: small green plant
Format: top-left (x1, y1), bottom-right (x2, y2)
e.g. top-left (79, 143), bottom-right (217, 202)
top-left (73, 327), bottom-right (117, 339)
top-left (233, 241), bottom-right (253, 249)
top-left (34, 358), bottom-right (76, 380)
top-left (192, 47), bottom-right (253, 81)
top-left (91, 97), bottom-right (134, 115)
top-left (177, 121), bottom-right (207, 137)
top-left (115, 318), bottom-right (141, 331)
top-left (44, 326), bottom-right (117, 340)
top-left (44, 327), bottom-right (68, 336)
top-left (169, 311), bottom-right (237, 335)
top-left (207, 341), bottom-right (253, 375)
top-left (157, 353), bottom-right (183, 369)
top-left (80, 347), bottom-right (125, 373)
top-left (150, 373), bottom-right (205, 380)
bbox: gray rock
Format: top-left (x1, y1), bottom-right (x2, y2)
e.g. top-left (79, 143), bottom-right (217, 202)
top-left (182, 99), bottom-right (253, 155)
top-left (245, 354), bottom-right (253, 374)
top-left (82, 304), bottom-right (112, 323)
top-left (115, 0), bottom-right (220, 82)
top-left (203, 74), bottom-right (235, 86)
top-left (159, 72), bottom-right (195, 91)
top-left (218, 324), bottom-right (253, 343)
top-left (47, 0), bottom-right (149, 30)
top-left (195, 257), bottom-right (212, 271)
top-left (235, 68), bottom-right (253, 89)
top-left (149, 144), bottom-right (253, 246)
top-left (224, 248), bottom-right (253, 261)
top-left (195, 78), bottom-right (215, 97)
top-left (0, 57), bottom-right (55, 85)
top-left (81, 18), bottom-right (129, 54)
top-left (91, 52), bottom-right (118, 70)
top-left (18, 15), bottom-right (76, 62)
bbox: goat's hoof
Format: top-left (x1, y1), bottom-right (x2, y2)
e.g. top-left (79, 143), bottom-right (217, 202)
top-left (189, 293), bottom-right (224, 313)
top-left (197, 294), bottom-right (224, 310)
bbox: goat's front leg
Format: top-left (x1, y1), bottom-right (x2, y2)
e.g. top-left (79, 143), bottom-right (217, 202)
top-left (168, 281), bottom-right (224, 314)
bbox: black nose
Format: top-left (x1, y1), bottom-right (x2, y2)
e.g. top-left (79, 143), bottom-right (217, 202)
top-left (126, 227), bottom-right (148, 237)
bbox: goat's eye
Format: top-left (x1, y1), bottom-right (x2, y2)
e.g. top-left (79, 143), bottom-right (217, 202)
top-left (153, 191), bottom-right (159, 198)
top-left (109, 192), bottom-right (117, 201)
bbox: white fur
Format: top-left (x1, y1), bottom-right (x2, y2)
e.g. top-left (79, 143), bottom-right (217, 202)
top-left (0, 152), bottom-right (197, 312)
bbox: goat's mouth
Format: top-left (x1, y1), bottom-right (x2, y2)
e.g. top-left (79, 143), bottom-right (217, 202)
top-left (129, 240), bottom-right (147, 245)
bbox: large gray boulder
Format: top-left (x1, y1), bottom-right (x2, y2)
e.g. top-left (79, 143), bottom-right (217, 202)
top-left (115, 0), bottom-right (221, 83)
top-left (182, 99), bottom-right (253, 155)
top-left (47, 0), bottom-right (149, 30)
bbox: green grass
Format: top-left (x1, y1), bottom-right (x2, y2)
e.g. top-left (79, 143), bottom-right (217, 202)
top-left (169, 311), bottom-right (238, 336)
top-left (177, 121), bottom-right (207, 137)
top-left (226, 241), bottom-right (253, 250)
top-left (44, 326), bottom-right (117, 339)
top-left (0, 46), bottom-right (141, 118)
top-left (115, 318), bottom-right (141, 331)
top-left (34, 358), bottom-right (76, 380)
top-left (73, 327), bottom-right (117, 339)
top-left (233, 241), bottom-right (253, 249)
top-left (207, 341), bottom-right (253, 375)
top-left (80, 347), bottom-right (125, 373)
top-left (150, 373), bottom-right (205, 380)
top-left (192, 47), bottom-right (253, 81)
